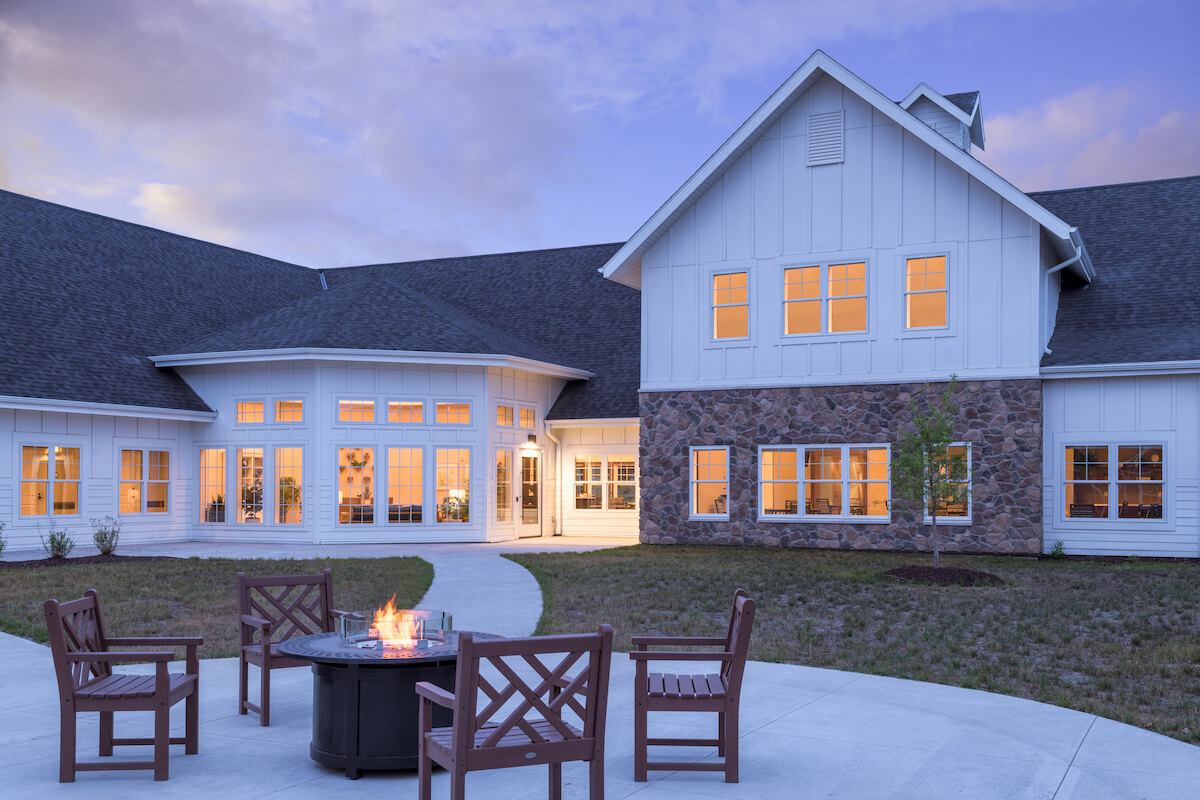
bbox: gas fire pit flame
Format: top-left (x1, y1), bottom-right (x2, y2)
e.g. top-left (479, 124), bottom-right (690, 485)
top-left (372, 595), bottom-right (417, 649)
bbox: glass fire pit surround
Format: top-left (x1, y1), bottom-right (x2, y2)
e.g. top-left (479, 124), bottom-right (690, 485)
top-left (340, 607), bottom-right (452, 654)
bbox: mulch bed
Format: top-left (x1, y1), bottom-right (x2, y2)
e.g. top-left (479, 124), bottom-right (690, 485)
top-left (0, 554), bottom-right (178, 570)
top-left (884, 564), bottom-right (1005, 586)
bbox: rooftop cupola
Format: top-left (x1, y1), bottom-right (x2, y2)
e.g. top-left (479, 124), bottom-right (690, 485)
top-left (898, 83), bottom-right (985, 154)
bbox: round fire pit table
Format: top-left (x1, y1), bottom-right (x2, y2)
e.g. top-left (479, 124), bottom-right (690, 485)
top-left (278, 630), bottom-right (503, 778)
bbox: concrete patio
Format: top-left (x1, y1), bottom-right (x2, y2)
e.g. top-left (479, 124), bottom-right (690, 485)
top-left (2, 539), bottom-right (1198, 798)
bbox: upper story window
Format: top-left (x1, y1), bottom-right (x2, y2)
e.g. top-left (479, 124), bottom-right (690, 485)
top-left (905, 256), bottom-right (947, 328)
top-left (389, 401), bottom-right (423, 423)
top-left (519, 408), bottom-right (536, 429)
top-left (236, 402), bottom-right (264, 424)
top-left (275, 400), bottom-right (303, 423)
top-left (497, 404), bottom-right (514, 427)
top-left (119, 449), bottom-right (170, 514)
top-left (437, 402), bottom-right (471, 425)
top-left (1065, 444), bottom-right (1163, 520)
top-left (783, 262), bottom-right (867, 335)
top-left (690, 447), bottom-right (729, 519)
top-left (712, 272), bottom-right (748, 339)
top-left (339, 399), bottom-right (375, 423)
top-left (21, 445), bottom-right (80, 516)
top-left (759, 444), bottom-right (888, 520)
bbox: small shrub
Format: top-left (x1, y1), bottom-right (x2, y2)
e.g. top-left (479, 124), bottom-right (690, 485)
top-left (91, 515), bottom-right (121, 555)
top-left (0, 521), bottom-right (6, 559)
top-left (40, 526), bottom-right (76, 559)
top-left (1048, 540), bottom-right (1067, 559)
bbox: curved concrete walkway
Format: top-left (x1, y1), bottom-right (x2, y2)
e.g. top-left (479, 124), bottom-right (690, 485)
top-left (2, 540), bottom-right (1198, 798)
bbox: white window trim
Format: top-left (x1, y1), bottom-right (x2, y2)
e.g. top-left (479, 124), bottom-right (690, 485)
top-left (434, 399), bottom-right (474, 427)
top-left (387, 398), bottom-right (426, 425)
top-left (335, 443), bottom-right (379, 526)
top-left (705, 265), bottom-right (753, 345)
top-left (116, 445), bottom-right (173, 517)
top-left (272, 445), bottom-right (305, 525)
top-left (517, 405), bottom-right (537, 430)
top-left (902, 251), bottom-right (952, 333)
top-left (336, 397), bottom-right (378, 424)
top-left (776, 252), bottom-right (874, 341)
top-left (494, 401), bottom-right (517, 429)
top-left (756, 443), bottom-right (891, 523)
top-left (16, 438), bottom-right (86, 519)
top-left (895, 243), bottom-right (958, 338)
top-left (1058, 440), bottom-right (1168, 525)
top-left (493, 446), bottom-right (515, 526)
top-left (434, 446), bottom-right (472, 524)
top-left (571, 453), bottom-right (639, 513)
top-left (197, 445), bottom-right (230, 525)
top-left (922, 442), bottom-right (971, 526)
top-left (273, 398), bottom-right (306, 424)
top-left (689, 445), bottom-right (730, 521)
top-left (234, 397), bottom-right (268, 425)
top-left (384, 444), bottom-right (426, 525)
top-left (233, 445), bottom-right (269, 525)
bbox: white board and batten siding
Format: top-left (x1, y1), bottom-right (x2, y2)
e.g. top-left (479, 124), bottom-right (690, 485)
top-left (1042, 375), bottom-right (1200, 557)
top-left (0, 407), bottom-right (192, 551)
top-left (641, 74), bottom-right (1041, 391)
top-left (554, 424), bottom-right (640, 539)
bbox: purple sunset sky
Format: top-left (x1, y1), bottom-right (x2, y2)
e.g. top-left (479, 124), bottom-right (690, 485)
top-left (1, 0), bottom-right (1197, 268)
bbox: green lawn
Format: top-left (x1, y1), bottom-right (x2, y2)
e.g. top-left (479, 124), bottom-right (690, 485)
top-left (0, 557), bottom-right (433, 658)
top-left (507, 546), bottom-right (1200, 745)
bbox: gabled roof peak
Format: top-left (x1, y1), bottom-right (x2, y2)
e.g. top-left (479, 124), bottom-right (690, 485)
top-left (898, 83), bottom-right (985, 150)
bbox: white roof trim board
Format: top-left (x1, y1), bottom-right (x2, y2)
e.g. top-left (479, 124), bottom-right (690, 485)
top-left (600, 50), bottom-right (1086, 289)
top-left (0, 394), bottom-right (218, 421)
top-left (898, 82), bottom-right (976, 125)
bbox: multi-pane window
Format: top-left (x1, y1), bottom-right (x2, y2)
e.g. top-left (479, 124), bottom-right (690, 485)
top-left (1065, 445), bottom-right (1164, 519)
top-left (436, 449), bottom-right (470, 522)
top-left (21, 445), bottom-right (80, 516)
top-left (437, 403), bottom-right (471, 425)
top-left (497, 405), bottom-right (514, 427)
top-left (574, 455), bottom-right (603, 509)
top-left (237, 448), bottom-right (264, 523)
top-left (389, 401), bottom-right (423, 423)
top-left (691, 447), bottom-right (729, 518)
top-left (388, 447), bottom-right (423, 523)
top-left (782, 262), bottom-right (867, 335)
top-left (496, 451), bottom-right (512, 522)
top-left (275, 447), bottom-right (302, 524)
top-left (120, 449), bottom-right (170, 514)
top-left (200, 448), bottom-right (226, 522)
top-left (275, 400), bottom-right (303, 422)
top-left (338, 447), bottom-right (374, 523)
top-left (519, 408), bottom-right (536, 429)
top-left (926, 443), bottom-right (970, 520)
top-left (905, 256), bottom-right (947, 328)
top-left (759, 445), bottom-right (889, 519)
top-left (237, 402), bottom-right (264, 423)
top-left (712, 272), bottom-right (749, 339)
top-left (339, 400), bottom-right (375, 423)
top-left (607, 456), bottom-right (637, 510)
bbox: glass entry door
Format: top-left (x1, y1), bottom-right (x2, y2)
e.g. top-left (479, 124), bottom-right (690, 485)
top-left (519, 454), bottom-right (540, 537)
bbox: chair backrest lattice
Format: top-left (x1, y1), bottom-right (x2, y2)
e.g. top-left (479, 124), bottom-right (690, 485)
top-left (44, 589), bottom-right (111, 695)
top-left (236, 570), bottom-right (335, 645)
top-left (453, 627), bottom-right (613, 756)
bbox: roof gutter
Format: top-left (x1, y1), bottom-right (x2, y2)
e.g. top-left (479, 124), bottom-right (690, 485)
top-left (1042, 230), bottom-right (1093, 355)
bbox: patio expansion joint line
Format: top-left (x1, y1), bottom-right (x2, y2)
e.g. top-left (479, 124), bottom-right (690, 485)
top-left (1050, 714), bottom-right (1098, 799)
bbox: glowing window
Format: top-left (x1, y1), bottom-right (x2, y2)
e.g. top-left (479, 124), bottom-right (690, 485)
top-left (925, 443), bottom-right (970, 520)
top-left (497, 405), bottom-right (514, 427)
top-left (1065, 445), bottom-right (1163, 520)
top-left (236, 448), bottom-right (264, 524)
top-left (496, 451), bottom-right (512, 523)
top-left (436, 449), bottom-right (470, 523)
top-left (275, 400), bottom-right (303, 422)
top-left (22, 445), bottom-right (80, 516)
top-left (691, 447), bottom-right (728, 518)
top-left (339, 400), bottom-right (375, 423)
top-left (828, 262), bottom-right (867, 333)
top-left (338, 447), bottom-right (374, 523)
top-left (237, 402), bottom-right (264, 424)
top-left (200, 449), bottom-right (226, 523)
top-left (574, 455), bottom-right (603, 510)
top-left (783, 266), bottom-right (821, 334)
top-left (437, 403), bottom-right (471, 425)
top-left (519, 408), bottom-right (536, 428)
top-left (760, 448), bottom-right (798, 515)
top-left (120, 450), bottom-right (143, 514)
top-left (712, 272), bottom-right (749, 339)
top-left (388, 401), bottom-right (423, 423)
top-left (905, 256), bottom-right (947, 328)
top-left (607, 456), bottom-right (637, 510)
top-left (758, 445), bottom-right (889, 519)
top-left (388, 447), bottom-right (423, 523)
top-left (275, 447), bottom-right (302, 524)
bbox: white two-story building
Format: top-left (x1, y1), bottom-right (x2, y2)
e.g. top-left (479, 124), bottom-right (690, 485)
top-left (2, 51), bottom-right (1197, 557)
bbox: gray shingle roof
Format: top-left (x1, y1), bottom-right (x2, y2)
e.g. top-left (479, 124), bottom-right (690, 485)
top-left (0, 190), bottom-right (319, 411)
top-left (943, 91), bottom-right (979, 115)
top-left (1035, 175), bottom-right (1200, 367)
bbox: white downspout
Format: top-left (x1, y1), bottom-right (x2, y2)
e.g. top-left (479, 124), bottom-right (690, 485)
top-left (1042, 236), bottom-right (1084, 355)
top-left (544, 423), bottom-right (563, 536)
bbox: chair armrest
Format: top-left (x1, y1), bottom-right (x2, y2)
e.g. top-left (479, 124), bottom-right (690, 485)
top-left (107, 636), bottom-right (204, 647)
top-left (239, 614), bottom-right (273, 632)
top-left (66, 650), bottom-right (172, 663)
top-left (631, 635), bottom-right (727, 649)
top-left (629, 650), bottom-right (734, 662)
top-left (415, 681), bottom-right (456, 708)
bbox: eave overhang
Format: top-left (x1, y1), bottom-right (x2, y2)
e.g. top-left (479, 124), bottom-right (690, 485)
top-left (0, 394), bottom-right (217, 421)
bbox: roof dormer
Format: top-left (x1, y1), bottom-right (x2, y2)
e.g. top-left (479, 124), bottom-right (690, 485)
top-left (898, 83), bottom-right (985, 153)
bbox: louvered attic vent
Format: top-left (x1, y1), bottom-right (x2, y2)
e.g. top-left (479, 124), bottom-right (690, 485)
top-left (807, 110), bottom-right (845, 166)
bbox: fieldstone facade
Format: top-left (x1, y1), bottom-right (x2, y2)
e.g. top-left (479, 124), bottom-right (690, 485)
top-left (640, 380), bottom-right (1042, 554)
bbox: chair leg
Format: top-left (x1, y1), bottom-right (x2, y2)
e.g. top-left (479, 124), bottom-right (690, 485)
top-left (549, 762), bottom-right (562, 800)
top-left (238, 656), bottom-right (248, 715)
top-left (450, 768), bottom-right (466, 800)
top-left (99, 711), bottom-right (113, 756)
top-left (154, 702), bottom-right (170, 781)
top-left (589, 755), bottom-right (604, 800)
top-left (418, 745), bottom-right (432, 800)
top-left (724, 707), bottom-right (738, 784)
top-left (260, 663), bottom-right (270, 726)
top-left (634, 692), bottom-right (647, 781)
top-left (717, 711), bottom-right (725, 756)
top-left (59, 706), bottom-right (76, 783)
top-left (186, 685), bottom-right (199, 755)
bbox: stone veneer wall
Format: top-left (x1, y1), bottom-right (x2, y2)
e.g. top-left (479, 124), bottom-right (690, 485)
top-left (639, 380), bottom-right (1042, 554)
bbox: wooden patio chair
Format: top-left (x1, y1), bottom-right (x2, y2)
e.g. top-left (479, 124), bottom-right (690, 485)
top-left (43, 589), bottom-right (202, 782)
top-left (630, 588), bottom-right (755, 783)
top-left (237, 568), bottom-right (355, 725)
top-left (416, 625), bottom-right (614, 800)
